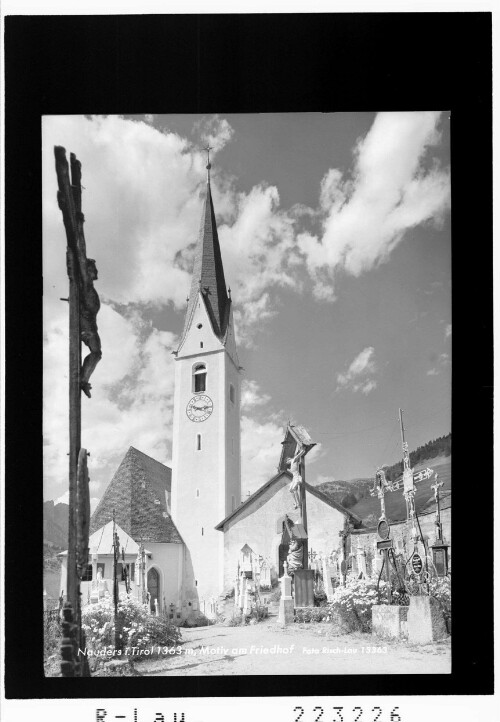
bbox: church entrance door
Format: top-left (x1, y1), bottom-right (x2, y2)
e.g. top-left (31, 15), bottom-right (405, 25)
top-left (147, 567), bottom-right (159, 613)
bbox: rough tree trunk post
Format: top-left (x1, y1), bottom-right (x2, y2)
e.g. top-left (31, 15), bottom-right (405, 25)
top-left (54, 147), bottom-right (82, 669)
top-left (54, 147), bottom-right (96, 676)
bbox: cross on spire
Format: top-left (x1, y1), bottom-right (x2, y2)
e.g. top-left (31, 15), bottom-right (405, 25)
top-left (204, 144), bottom-right (213, 183)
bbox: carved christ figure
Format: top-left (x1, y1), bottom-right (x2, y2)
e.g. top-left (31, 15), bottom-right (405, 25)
top-left (287, 444), bottom-right (306, 509)
top-left (77, 255), bottom-right (102, 398)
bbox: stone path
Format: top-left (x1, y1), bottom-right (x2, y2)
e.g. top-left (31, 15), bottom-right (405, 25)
top-left (137, 619), bottom-right (451, 676)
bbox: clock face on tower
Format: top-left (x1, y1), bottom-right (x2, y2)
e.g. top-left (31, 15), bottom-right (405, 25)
top-left (186, 395), bottom-right (214, 422)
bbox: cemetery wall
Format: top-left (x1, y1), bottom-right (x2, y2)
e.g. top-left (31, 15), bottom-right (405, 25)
top-left (350, 507), bottom-right (451, 575)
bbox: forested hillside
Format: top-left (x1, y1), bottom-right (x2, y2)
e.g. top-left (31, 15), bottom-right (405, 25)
top-left (317, 433), bottom-right (451, 511)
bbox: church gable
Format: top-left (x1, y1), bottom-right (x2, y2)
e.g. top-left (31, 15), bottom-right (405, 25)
top-left (218, 469), bottom-right (358, 590)
top-left (221, 301), bottom-right (239, 368)
top-left (216, 470), bottom-right (360, 534)
top-left (216, 471), bottom-right (292, 531)
top-left (90, 447), bottom-right (182, 544)
top-left (176, 290), bottom-right (225, 358)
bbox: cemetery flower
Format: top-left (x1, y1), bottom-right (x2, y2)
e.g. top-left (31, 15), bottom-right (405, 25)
top-left (81, 596), bottom-right (181, 656)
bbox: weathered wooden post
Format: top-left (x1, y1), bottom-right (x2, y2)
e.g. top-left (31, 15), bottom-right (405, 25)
top-left (112, 511), bottom-right (123, 651)
top-left (60, 602), bottom-right (78, 677)
top-left (55, 147), bottom-right (81, 623)
top-left (54, 146), bottom-right (100, 676)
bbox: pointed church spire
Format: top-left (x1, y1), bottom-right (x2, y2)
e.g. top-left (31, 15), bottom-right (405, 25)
top-left (182, 150), bottom-right (230, 339)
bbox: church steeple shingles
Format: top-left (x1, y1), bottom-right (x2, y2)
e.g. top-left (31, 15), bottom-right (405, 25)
top-left (183, 181), bottom-right (230, 340)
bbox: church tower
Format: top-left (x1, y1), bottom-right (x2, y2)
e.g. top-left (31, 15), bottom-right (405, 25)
top-left (171, 156), bottom-right (241, 609)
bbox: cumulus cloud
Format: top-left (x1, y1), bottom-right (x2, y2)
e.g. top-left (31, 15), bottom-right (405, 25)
top-left (43, 298), bottom-right (178, 502)
top-left (445, 324), bottom-right (452, 339)
top-left (354, 379), bottom-right (377, 395)
top-left (427, 352), bottom-right (451, 377)
top-left (194, 114), bottom-right (235, 154)
top-left (240, 415), bottom-right (286, 495)
top-left (297, 112), bottom-right (450, 299)
top-left (241, 379), bottom-right (271, 411)
top-left (219, 184), bottom-right (297, 345)
top-left (336, 347), bottom-right (377, 394)
top-left (43, 115), bottom-right (301, 350)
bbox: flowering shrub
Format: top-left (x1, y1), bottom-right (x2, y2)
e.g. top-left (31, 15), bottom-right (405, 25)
top-left (314, 589), bottom-right (328, 607)
top-left (226, 614), bottom-right (244, 626)
top-left (328, 578), bottom-right (387, 633)
top-left (43, 615), bottom-right (62, 677)
top-left (224, 604), bottom-right (268, 626)
top-left (81, 596), bottom-right (181, 655)
top-left (246, 604), bottom-right (269, 623)
top-left (295, 607), bottom-right (330, 623)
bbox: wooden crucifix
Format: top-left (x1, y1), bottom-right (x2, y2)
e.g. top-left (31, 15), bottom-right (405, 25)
top-left (284, 423), bottom-right (316, 569)
top-left (431, 475), bottom-right (444, 542)
top-left (54, 147), bottom-right (101, 675)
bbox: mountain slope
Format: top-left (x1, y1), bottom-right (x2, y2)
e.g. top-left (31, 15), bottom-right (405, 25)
top-left (317, 455), bottom-right (451, 527)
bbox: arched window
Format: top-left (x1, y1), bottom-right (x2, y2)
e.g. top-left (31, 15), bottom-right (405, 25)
top-left (193, 363), bottom-right (207, 392)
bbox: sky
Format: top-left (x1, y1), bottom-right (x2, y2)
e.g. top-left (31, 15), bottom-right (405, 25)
top-left (42, 112), bottom-right (451, 510)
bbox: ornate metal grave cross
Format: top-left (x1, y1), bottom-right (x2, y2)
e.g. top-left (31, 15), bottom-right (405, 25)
top-left (431, 475), bottom-right (444, 540)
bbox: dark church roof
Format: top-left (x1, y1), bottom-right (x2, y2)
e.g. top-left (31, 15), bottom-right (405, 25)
top-left (182, 180), bottom-right (231, 341)
top-left (90, 447), bottom-right (182, 544)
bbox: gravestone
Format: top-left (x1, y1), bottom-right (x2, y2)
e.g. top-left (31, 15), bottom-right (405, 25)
top-left (372, 605), bottom-right (409, 640)
top-left (294, 568), bottom-right (315, 607)
top-left (260, 562), bottom-right (271, 588)
top-left (407, 596), bottom-right (447, 643)
top-left (322, 556), bottom-right (335, 601)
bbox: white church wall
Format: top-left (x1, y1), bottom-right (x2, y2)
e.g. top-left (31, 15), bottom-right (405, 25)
top-left (220, 475), bottom-right (347, 591)
top-left (223, 350), bottom-right (241, 517)
top-left (171, 346), bottom-right (226, 602)
top-left (61, 544), bottom-right (183, 611)
top-left (171, 294), bottom-right (241, 605)
top-left (146, 542), bottom-right (183, 609)
top-left (176, 292), bottom-right (225, 358)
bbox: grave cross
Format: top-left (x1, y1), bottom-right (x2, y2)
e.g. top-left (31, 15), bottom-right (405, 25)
top-left (371, 410), bottom-right (434, 540)
top-left (431, 474), bottom-right (444, 541)
top-left (338, 525), bottom-right (349, 586)
top-left (371, 468), bottom-right (391, 521)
